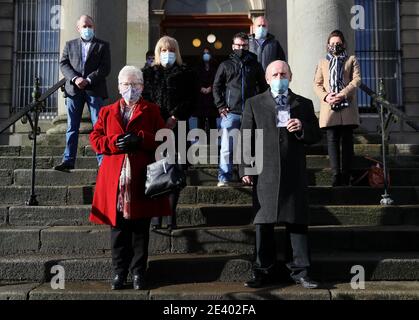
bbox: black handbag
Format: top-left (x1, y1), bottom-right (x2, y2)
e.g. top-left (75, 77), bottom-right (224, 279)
top-left (145, 157), bottom-right (187, 198)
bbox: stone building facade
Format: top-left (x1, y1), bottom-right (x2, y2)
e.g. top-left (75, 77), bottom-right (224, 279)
top-left (0, 0), bottom-right (417, 144)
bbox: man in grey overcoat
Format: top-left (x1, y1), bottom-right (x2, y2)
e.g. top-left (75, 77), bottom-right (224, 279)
top-left (240, 60), bottom-right (322, 289)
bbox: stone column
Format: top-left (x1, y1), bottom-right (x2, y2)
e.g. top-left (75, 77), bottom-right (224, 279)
top-left (287, 0), bottom-right (355, 112)
top-left (47, 0), bottom-right (127, 135)
top-left (127, 0), bottom-right (149, 67)
top-left (149, 9), bottom-right (165, 51)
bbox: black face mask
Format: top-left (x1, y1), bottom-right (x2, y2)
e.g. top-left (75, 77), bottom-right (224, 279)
top-left (234, 49), bottom-right (248, 58)
top-left (329, 43), bottom-right (345, 56)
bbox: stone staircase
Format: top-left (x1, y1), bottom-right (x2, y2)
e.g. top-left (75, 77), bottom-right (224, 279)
top-left (1, 138), bottom-right (419, 300)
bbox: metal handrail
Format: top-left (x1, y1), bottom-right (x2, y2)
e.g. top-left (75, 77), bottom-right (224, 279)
top-left (0, 77), bottom-right (66, 206)
top-left (358, 80), bottom-right (419, 206)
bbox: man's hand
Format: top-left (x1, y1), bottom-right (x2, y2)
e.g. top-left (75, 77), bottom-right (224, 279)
top-left (219, 107), bottom-right (230, 118)
top-left (75, 77), bottom-right (88, 89)
top-left (115, 132), bottom-right (142, 152)
top-left (241, 176), bottom-right (253, 186)
top-left (166, 116), bottom-right (177, 129)
top-left (287, 118), bottom-right (302, 133)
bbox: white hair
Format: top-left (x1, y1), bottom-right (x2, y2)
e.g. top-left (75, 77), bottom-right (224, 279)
top-left (118, 65), bottom-right (143, 84)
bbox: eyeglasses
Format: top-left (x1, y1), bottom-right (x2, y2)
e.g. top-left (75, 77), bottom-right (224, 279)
top-left (233, 43), bottom-right (249, 49)
top-left (119, 82), bottom-right (143, 89)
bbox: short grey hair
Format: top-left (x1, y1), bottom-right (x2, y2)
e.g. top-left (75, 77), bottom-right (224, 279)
top-left (118, 65), bottom-right (143, 84)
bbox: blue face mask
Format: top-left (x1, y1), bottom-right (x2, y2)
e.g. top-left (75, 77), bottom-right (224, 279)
top-left (203, 53), bottom-right (211, 62)
top-left (160, 51), bottom-right (176, 67)
top-left (80, 27), bottom-right (94, 41)
top-left (254, 26), bottom-right (268, 40)
top-left (270, 78), bottom-right (289, 95)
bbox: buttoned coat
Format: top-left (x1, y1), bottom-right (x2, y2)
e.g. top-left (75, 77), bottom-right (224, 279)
top-left (239, 89), bottom-right (322, 225)
top-left (313, 55), bottom-right (361, 128)
top-left (89, 98), bottom-right (171, 227)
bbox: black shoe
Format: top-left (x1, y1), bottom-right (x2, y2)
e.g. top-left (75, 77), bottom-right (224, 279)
top-left (133, 274), bottom-right (147, 290)
top-left (53, 162), bottom-right (74, 172)
top-left (244, 273), bottom-right (270, 289)
top-left (294, 276), bottom-right (319, 289)
top-left (111, 274), bottom-right (126, 290)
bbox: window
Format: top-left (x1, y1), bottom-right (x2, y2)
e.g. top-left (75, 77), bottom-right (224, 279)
top-left (12, 0), bottom-right (61, 119)
top-left (355, 0), bottom-right (402, 110)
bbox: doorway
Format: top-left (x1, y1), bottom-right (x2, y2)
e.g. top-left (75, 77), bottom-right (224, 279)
top-left (161, 14), bottom-right (252, 68)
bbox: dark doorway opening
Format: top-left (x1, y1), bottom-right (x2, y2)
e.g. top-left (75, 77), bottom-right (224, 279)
top-left (161, 14), bottom-right (252, 68)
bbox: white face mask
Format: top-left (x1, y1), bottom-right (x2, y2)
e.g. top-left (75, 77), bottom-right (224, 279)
top-left (121, 86), bottom-right (142, 104)
top-left (160, 51), bottom-right (176, 67)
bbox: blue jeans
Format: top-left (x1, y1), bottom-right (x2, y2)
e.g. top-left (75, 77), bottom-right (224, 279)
top-left (218, 112), bottom-right (241, 182)
top-left (63, 92), bottom-right (103, 166)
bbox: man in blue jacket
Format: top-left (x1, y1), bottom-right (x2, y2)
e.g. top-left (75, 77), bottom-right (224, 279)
top-left (213, 32), bottom-right (267, 187)
top-left (249, 16), bottom-right (286, 71)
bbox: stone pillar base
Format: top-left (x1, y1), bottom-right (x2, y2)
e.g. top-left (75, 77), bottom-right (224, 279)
top-left (46, 114), bottom-right (93, 135)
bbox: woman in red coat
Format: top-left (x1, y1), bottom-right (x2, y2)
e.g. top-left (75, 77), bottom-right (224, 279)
top-left (89, 65), bottom-right (171, 290)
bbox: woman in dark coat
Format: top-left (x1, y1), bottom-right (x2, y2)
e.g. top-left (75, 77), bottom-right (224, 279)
top-left (142, 36), bottom-right (197, 230)
top-left (193, 47), bottom-right (219, 135)
top-left (90, 66), bottom-right (171, 290)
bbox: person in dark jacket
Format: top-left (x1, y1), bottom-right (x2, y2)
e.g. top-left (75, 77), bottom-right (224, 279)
top-left (192, 47), bottom-right (219, 136)
top-left (55, 15), bottom-right (111, 171)
top-left (213, 32), bottom-right (267, 187)
top-left (240, 60), bottom-right (322, 289)
top-left (142, 50), bottom-right (154, 70)
top-left (248, 16), bottom-right (286, 71)
top-left (143, 36), bottom-right (197, 230)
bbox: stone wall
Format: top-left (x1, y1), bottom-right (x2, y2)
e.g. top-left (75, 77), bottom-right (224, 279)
top-left (400, 0), bottom-right (419, 120)
top-left (0, 0), bottom-right (14, 144)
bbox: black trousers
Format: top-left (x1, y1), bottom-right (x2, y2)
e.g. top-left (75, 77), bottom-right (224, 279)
top-left (151, 120), bottom-right (190, 228)
top-left (254, 223), bottom-right (310, 280)
top-left (326, 125), bottom-right (354, 177)
top-left (110, 213), bottom-right (151, 276)
top-left (197, 116), bottom-right (217, 136)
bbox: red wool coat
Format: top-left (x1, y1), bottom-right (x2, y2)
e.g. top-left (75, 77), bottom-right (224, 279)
top-left (89, 98), bottom-right (172, 226)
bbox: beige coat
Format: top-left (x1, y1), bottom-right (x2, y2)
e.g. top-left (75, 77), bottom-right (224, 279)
top-left (314, 55), bottom-right (361, 128)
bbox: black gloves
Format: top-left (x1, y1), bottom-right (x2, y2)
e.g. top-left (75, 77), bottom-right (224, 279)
top-left (115, 132), bottom-right (142, 152)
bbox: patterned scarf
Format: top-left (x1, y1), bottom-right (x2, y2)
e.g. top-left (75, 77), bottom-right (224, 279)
top-left (117, 100), bottom-right (137, 219)
top-left (327, 51), bottom-right (349, 111)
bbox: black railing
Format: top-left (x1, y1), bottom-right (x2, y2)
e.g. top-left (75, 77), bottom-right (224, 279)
top-left (0, 77), bottom-right (65, 206)
top-left (359, 80), bottom-right (419, 206)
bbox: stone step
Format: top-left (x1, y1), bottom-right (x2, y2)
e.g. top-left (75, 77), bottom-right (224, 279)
top-left (186, 168), bottom-right (419, 186)
top-left (0, 156), bottom-right (98, 170)
top-left (1, 225), bottom-right (419, 256)
top-left (189, 186), bottom-right (419, 206)
top-left (1, 155), bottom-right (419, 170)
top-left (8, 167), bottom-right (419, 187)
top-left (2, 252), bottom-right (419, 282)
top-left (0, 186), bottom-right (418, 206)
top-left (3, 205), bottom-right (419, 227)
top-left (3, 281), bottom-right (416, 300)
top-left (2, 144), bottom-right (419, 157)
